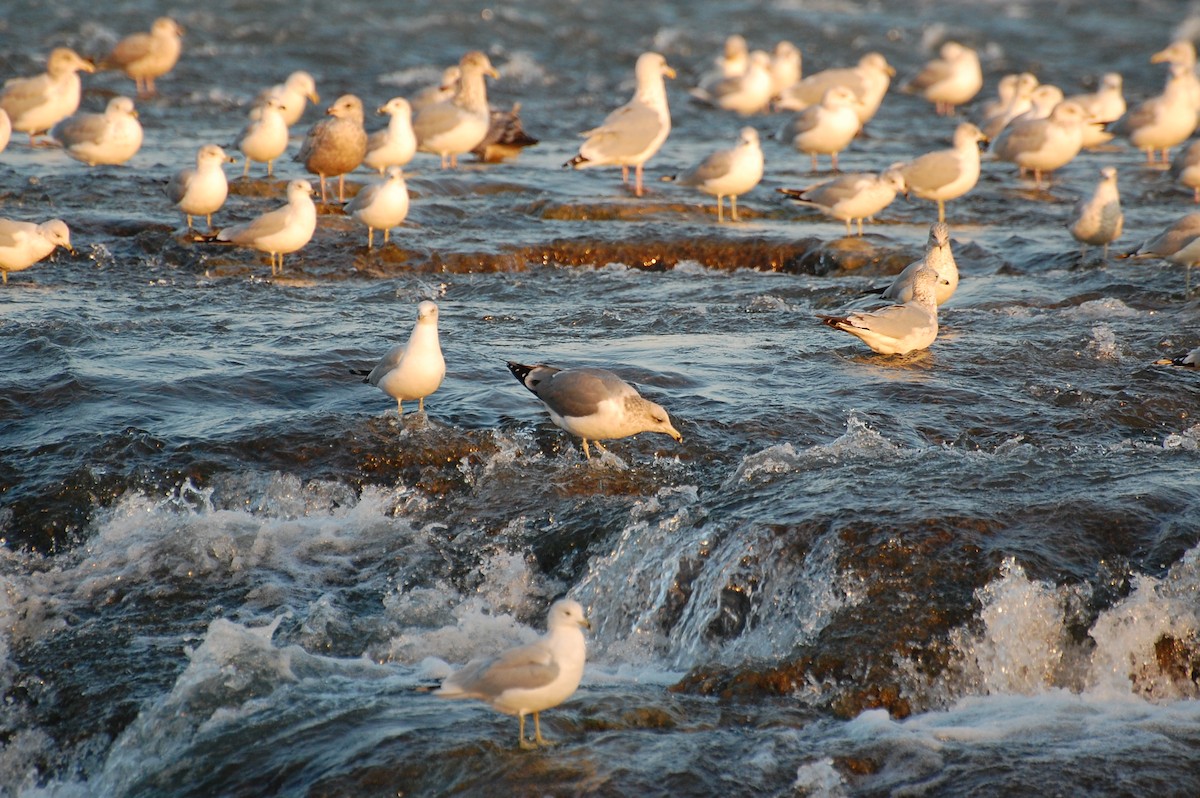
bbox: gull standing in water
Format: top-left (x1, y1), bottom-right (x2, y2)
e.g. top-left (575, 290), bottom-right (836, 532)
top-left (990, 100), bottom-right (1088, 188)
top-left (671, 126), bottom-right (764, 222)
top-left (102, 17), bottom-right (183, 98)
top-left (435, 599), bottom-right (591, 750)
top-left (52, 96), bottom-right (143, 166)
top-left (0, 218), bottom-right (72, 284)
top-left (167, 144), bottom-right (236, 231)
top-left (216, 179), bottom-right (316, 275)
top-left (819, 267), bottom-right (944, 355)
top-left (0, 48), bottom-right (95, 146)
top-left (896, 121), bottom-right (987, 222)
top-left (783, 85), bottom-right (862, 172)
top-left (876, 222), bottom-right (959, 305)
top-left (344, 166), bottom-right (409, 248)
top-left (296, 94), bottom-right (368, 203)
top-left (507, 362), bottom-right (683, 460)
top-left (256, 71), bottom-right (320, 126)
top-left (905, 41), bottom-right (983, 116)
top-left (413, 51), bottom-right (498, 169)
top-left (352, 301), bottom-right (445, 414)
top-left (566, 52), bottom-right (675, 197)
top-left (779, 168), bottom-right (906, 235)
top-left (1068, 166), bottom-right (1123, 259)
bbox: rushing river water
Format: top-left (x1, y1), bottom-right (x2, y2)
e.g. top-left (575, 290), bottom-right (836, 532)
top-left (2, 0), bottom-right (1199, 796)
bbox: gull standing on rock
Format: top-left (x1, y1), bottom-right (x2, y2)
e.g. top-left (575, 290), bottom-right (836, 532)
top-left (566, 52), bottom-right (675, 197)
top-left (413, 51), bottom-right (498, 169)
top-left (102, 17), bottom-right (183, 98)
top-left (905, 41), bottom-right (983, 116)
top-left (435, 599), bottom-right (591, 751)
top-left (344, 167), bottom-right (409, 248)
top-left (216, 179), bottom-right (317, 275)
top-left (353, 301), bottom-right (445, 414)
top-left (671, 126), bottom-right (763, 222)
top-left (896, 121), bottom-right (987, 222)
top-left (363, 97), bottom-right (416, 174)
top-left (818, 266), bottom-right (944, 355)
top-left (297, 94), bottom-right (367, 203)
top-left (1068, 166), bottom-right (1123, 259)
top-left (507, 361), bottom-right (683, 460)
top-left (52, 96), bottom-right (143, 166)
top-left (990, 100), bottom-right (1088, 187)
top-left (878, 222), bottom-right (959, 305)
top-left (167, 144), bottom-right (236, 231)
top-left (236, 97), bottom-right (291, 177)
top-left (256, 71), bottom-right (320, 126)
top-left (0, 218), bottom-right (72, 284)
top-left (779, 168), bottom-right (906, 235)
top-left (0, 48), bottom-right (95, 146)
top-left (783, 85), bottom-right (861, 172)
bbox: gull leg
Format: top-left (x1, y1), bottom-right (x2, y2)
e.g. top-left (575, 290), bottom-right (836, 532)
top-left (731, 195), bottom-right (739, 222)
top-left (319, 176), bottom-right (328, 203)
top-left (832, 152), bottom-right (839, 171)
top-left (717, 196), bottom-right (724, 223)
top-left (593, 441), bottom-right (608, 454)
top-left (621, 165), bottom-right (629, 184)
top-left (844, 218), bottom-right (852, 236)
top-left (857, 217), bottom-right (864, 236)
top-left (581, 439), bottom-right (591, 459)
top-left (367, 228), bottom-right (374, 249)
top-left (533, 712), bottom-right (555, 747)
top-left (635, 164), bottom-right (644, 197)
top-left (185, 214), bottom-right (194, 231)
top-left (396, 398), bottom-right (405, 415)
top-left (384, 228), bottom-right (390, 244)
top-left (418, 397), bottom-right (425, 412)
top-left (810, 153), bottom-right (818, 172)
top-left (518, 713), bottom-right (536, 750)
top-left (205, 214), bottom-right (213, 230)
top-left (242, 159), bottom-right (251, 177)
top-left (338, 174), bottom-right (346, 202)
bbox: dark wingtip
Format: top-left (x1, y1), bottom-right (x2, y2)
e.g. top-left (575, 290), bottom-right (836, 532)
top-left (506, 361), bottom-right (533, 385)
top-left (564, 154), bottom-right (588, 170)
top-left (816, 314), bottom-right (847, 329)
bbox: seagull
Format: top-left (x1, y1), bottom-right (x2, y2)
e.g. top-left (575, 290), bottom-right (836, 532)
top-left (471, 102), bottom-right (539, 163)
top-left (51, 96), bottom-right (143, 166)
top-left (216, 179), bottom-right (317, 275)
top-left (876, 222), bottom-right (959, 305)
top-left (363, 97), bottom-right (416, 174)
top-left (102, 17), bottom-right (183, 98)
top-left (1067, 73), bottom-right (1125, 149)
top-left (255, 71), bottom-right (319, 126)
top-left (296, 94), bottom-right (368, 203)
top-left (779, 168), bottom-right (906, 235)
top-left (905, 41), bottom-right (983, 116)
top-left (0, 109), bottom-right (10, 155)
top-left (1111, 62), bottom-right (1197, 165)
top-left (768, 41), bottom-right (802, 104)
top-left (777, 52), bottom-right (894, 126)
top-left (0, 218), bottom-right (72, 284)
top-left (819, 266), bottom-right (944, 355)
top-left (352, 301), bottom-right (445, 414)
top-left (896, 121), bottom-right (987, 222)
top-left (783, 85), bottom-right (862, 171)
top-left (167, 144), bottom-right (236, 231)
top-left (695, 35), bottom-right (749, 94)
top-left (565, 52), bottom-right (675, 197)
top-left (1068, 166), bottom-right (1123, 259)
top-left (1171, 140), bottom-right (1200, 202)
top-left (413, 51), bottom-right (498, 169)
top-left (507, 361), bottom-right (683, 460)
top-left (411, 65), bottom-right (461, 112)
top-left (235, 97), bottom-right (291, 177)
top-left (1119, 212), bottom-right (1200, 260)
top-left (344, 166), bottom-right (409, 248)
top-left (670, 126), bottom-right (764, 222)
top-left (1155, 346), bottom-right (1200, 367)
top-left (690, 49), bottom-right (773, 116)
top-left (434, 599), bottom-right (591, 751)
top-left (0, 48), bottom-right (95, 146)
top-left (990, 100), bottom-right (1088, 187)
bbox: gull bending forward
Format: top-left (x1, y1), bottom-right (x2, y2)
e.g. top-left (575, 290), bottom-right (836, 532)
top-left (507, 361), bottom-right (682, 459)
top-left (435, 599), bottom-right (591, 750)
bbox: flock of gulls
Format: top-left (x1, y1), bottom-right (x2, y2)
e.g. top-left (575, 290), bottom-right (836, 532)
top-left (3, 17), bottom-right (1200, 750)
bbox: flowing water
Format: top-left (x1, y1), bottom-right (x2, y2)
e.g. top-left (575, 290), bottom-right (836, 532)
top-left (2, 0), bottom-right (1199, 795)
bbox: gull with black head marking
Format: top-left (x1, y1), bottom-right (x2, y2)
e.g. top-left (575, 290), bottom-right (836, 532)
top-left (507, 361), bottom-right (682, 460)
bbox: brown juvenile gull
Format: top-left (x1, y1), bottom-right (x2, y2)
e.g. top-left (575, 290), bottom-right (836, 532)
top-left (566, 52), bottom-right (675, 197)
top-left (471, 102), bottom-right (539, 163)
top-left (0, 48), bottom-right (95, 146)
top-left (435, 599), bottom-right (591, 750)
top-left (52, 96), bottom-right (143, 166)
top-left (0, 218), bottom-right (73, 284)
top-left (413, 51), bottom-right (498, 169)
top-left (896, 121), bottom-right (987, 222)
top-left (670, 126), bottom-right (764, 222)
top-left (779, 168), bottom-right (906, 236)
top-left (351, 300), bottom-right (444, 413)
top-left (507, 362), bottom-right (682, 460)
top-left (1068, 166), bottom-right (1123, 259)
top-left (103, 17), bottom-right (183, 98)
top-left (818, 267), bottom-right (945, 355)
top-left (877, 222), bottom-right (959, 306)
top-left (216, 179), bottom-right (317, 275)
top-left (296, 94), bottom-right (368, 202)
top-left (167, 144), bottom-right (236, 231)
top-left (905, 41), bottom-right (983, 116)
